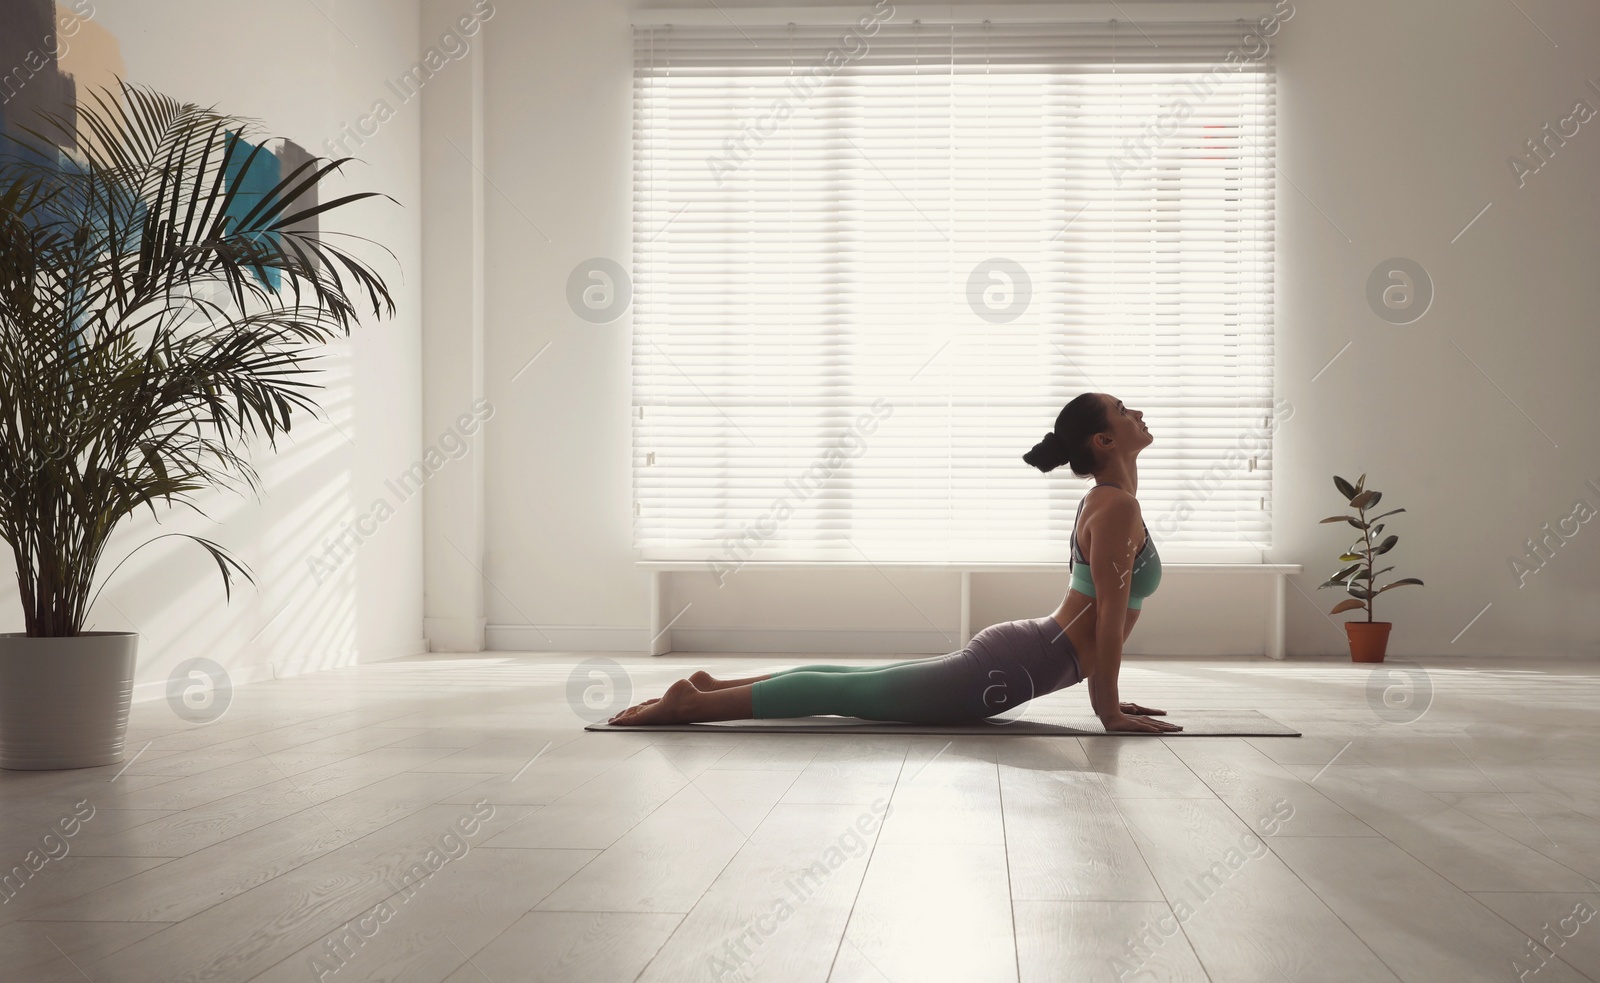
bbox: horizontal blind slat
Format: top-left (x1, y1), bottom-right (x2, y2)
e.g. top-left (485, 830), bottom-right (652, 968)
top-left (633, 18), bottom-right (1276, 562)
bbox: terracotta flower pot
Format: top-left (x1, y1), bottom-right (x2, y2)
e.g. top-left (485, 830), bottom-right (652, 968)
top-left (1345, 621), bottom-right (1392, 663)
top-left (0, 632), bottom-right (139, 770)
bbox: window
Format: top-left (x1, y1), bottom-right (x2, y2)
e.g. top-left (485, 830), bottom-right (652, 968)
top-left (632, 15), bottom-right (1277, 563)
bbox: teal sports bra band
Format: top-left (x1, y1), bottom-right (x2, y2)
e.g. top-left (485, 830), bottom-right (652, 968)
top-left (1068, 482), bottom-right (1163, 609)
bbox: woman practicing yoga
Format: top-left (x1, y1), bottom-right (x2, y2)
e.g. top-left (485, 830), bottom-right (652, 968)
top-left (609, 392), bottom-right (1182, 733)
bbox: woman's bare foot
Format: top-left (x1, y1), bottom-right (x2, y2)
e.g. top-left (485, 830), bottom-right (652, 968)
top-left (689, 669), bottom-right (772, 691)
top-left (689, 670), bottom-right (722, 691)
top-left (609, 678), bottom-right (701, 725)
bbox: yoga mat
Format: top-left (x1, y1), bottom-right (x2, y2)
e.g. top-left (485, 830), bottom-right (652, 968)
top-left (585, 708), bottom-right (1298, 737)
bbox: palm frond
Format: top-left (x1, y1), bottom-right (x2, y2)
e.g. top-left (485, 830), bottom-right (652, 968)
top-left (0, 79), bottom-right (396, 636)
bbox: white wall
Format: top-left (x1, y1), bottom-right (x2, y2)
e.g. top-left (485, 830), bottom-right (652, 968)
top-left (0, 0), bottom-right (429, 696)
top-left (440, 0), bottom-right (1600, 659)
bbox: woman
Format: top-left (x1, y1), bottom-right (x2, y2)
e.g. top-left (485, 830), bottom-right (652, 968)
top-left (608, 392), bottom-right (1181, 733)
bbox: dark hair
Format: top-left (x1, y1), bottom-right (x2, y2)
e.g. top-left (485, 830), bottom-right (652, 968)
top-left (1022, 393), bottom-right (1109, 477)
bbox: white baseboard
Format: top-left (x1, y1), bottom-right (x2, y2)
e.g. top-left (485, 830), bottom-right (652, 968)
top-left (486, 624), bottom-right (963, 655)
top-left (486, 624), bottom-right (652, 652)
top-left (425, 616), bottom-right (486, 652)
top-left (130, 659), bottom-right (277, 705)
top-left (670, 627), bottom-right (963, 655)
top-left (128, 636), bottom-right (430, 704)
top-left (356, 637), bottom-right (432, 664)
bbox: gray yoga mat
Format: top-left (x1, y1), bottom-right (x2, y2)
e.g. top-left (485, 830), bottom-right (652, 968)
top-left (585, 708), bottom-right (1298, 737)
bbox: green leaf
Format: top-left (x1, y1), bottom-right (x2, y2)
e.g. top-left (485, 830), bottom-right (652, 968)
top-left (1375, 578), bottom-right (1424, 594)
top-left (1355, 473), bottom-right (1367, 494)
top-left (1356, 565), bottom-right (1395, 582)
top-left (1367, 508), bottom-right (1406, 523)
top-left (1350, 489), bottom-right (1381, 510)
top-left (137, 441), bottom-right (170, 494)
top-left (1372, 534), bottom-right (1399, 556)
top-left (1330, 598), bottom-right (1366, 615)
top-left (157, 536), bottom-right (256, 604)
top-left (1333, 475), bottom-right (1357, 500)
top-left (1318, 563), bottom-right (1362, 589)
top-left (1346, 585), bottom-right (1373, 600)
top-left (1339, 553), bottom-right (1364, 563)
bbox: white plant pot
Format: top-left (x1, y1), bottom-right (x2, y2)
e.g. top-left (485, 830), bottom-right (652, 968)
top-left (0, 632), bottom-right (138, 770)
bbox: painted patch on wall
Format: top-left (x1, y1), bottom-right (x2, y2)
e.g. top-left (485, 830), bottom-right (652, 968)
top-left (0, 0), bottom-right (321, 286)
top-left (0, 0), bottom-right (80, 150)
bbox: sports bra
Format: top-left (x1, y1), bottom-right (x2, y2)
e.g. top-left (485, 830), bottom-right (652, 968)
top-left (1068, 482), bottom-right (1163, 610)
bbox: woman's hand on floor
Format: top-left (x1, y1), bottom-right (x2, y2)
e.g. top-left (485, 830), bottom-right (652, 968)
top-left (1100, 710), bottom-right (1183, 733)
top-left (1120, 701), bottom-right (1166, 716)
top-left (608, 697), bottom-right (659, 723)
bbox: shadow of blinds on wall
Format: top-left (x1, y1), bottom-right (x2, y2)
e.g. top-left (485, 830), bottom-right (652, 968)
top-left (632, 17), bottom-right (1276, 564)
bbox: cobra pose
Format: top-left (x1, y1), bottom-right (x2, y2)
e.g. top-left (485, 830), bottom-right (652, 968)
top-left (609, 393), bottom-right (1181, 734)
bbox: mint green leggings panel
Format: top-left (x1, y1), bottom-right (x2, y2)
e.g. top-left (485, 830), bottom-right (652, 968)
top-left (748, 617), bottom-right (1083, 723)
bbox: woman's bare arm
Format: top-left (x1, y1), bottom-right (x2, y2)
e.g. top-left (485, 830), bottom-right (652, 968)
top-left (1085, 496), bottom-right (1136, 722)
top-left (1084, 494), bottom-right (1179, 733)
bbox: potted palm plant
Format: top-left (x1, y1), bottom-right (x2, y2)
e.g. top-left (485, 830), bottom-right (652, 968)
top-left (0, 81), bottom-right (395, 769)
top-left (1316, 473), bottom-right (1423, 662)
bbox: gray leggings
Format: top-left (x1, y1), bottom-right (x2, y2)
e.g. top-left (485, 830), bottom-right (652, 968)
top-left (748, 617), bottom-right (1084, 723)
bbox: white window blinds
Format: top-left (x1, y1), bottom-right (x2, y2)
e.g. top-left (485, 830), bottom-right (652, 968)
top-left (632, 15), bottom-right (1277, 563)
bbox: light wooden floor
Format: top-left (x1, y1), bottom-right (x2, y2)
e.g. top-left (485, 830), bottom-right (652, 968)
top-left (2, 652), bottom-right (1599, 983)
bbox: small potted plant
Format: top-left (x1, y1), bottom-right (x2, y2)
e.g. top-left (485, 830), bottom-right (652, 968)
top-left (1316, 473), bottom-right (1423, 663)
